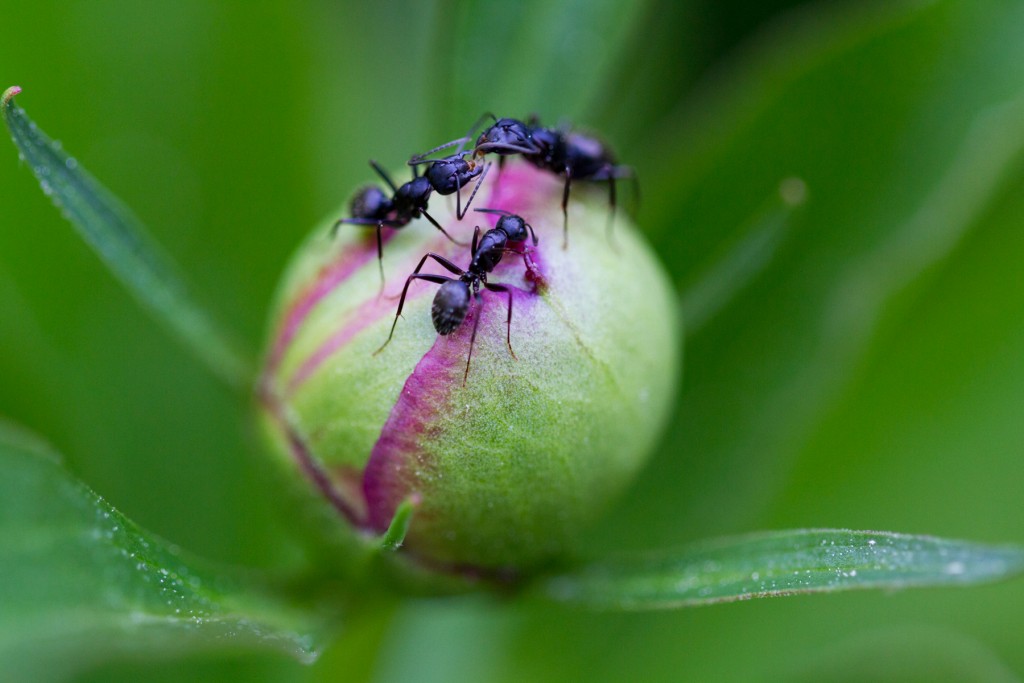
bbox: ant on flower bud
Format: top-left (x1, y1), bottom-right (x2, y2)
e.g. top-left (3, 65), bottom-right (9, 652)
top-left (375, 208), bottom-right (538, 384)
top-left (331, 160), bottom-right (467, 285)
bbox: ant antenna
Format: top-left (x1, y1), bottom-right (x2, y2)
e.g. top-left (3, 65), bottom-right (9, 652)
top-left (409, 112), bottom-right (499, 163)
top-left (409, 138), bottom-right (471, 164)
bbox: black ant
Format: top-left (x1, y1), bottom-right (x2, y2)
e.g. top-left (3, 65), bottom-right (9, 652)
top-left (417, 115), bottom-right (637, 248)
top-left (407, 116), bottom-right (495, 223)
top-left (331, 160), bottom-right (466, 283)
top-left (375, 208), bottom-right (538, 384)
top-left (408, 152), bottom-right (492, 221)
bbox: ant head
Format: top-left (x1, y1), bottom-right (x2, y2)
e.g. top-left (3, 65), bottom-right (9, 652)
top-left (425, 154), bottom-right (483, 195)
top-left (349, 185), bottom-right (391, 219)
top-left (474, 118), bottom-right (533, 154)
top-left (495, 214), bottom-right (530, 243)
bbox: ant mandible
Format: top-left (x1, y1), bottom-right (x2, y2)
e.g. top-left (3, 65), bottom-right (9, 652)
top-left (331, 160), bottom-right (464, 284)
top-left (374, 208), bottom-right (538, 384)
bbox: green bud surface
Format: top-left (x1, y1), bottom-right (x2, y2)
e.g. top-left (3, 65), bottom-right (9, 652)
top-left (259, 161), bottom-right (680, 579)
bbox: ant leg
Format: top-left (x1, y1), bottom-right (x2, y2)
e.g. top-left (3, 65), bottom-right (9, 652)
top-left (483, 282), bottom-right (516, 359)
top-left (602, 164), bottom-right (638, 244)
top-left (331, 215), bottom-right (385, 237)
top-left (383, 248), bottom-right (466, 301)
top-left (525, 221), bottom-right (538, 246)
top-left (369, 160), bottom-right (399, 192)
top-left (331, 218), bottom-right (402, 287)
top-left (375, 273), bottom-right (451, 355)
top-left (374, 224), bottom-right (385, 289)
top-left (453, 173), bottom-right (463, 220)
top-left (524, 249), bottom-right (541, 282)
top-left (457, 162), bottom-right (491, 220)
top-left (598, 164), bottom-right (638, 212)
top-left (606, 174), bottom-right (617, 246)
top-left (463, 294), bottom-right (484, 385)
top-left (615, 164), bottom-right (640, 215)
top-left (333, 216), bottom-right (395, 232)
top-left (414, 251), bottom-right (465, 277)
top-left (560, 167), bottom-right (573, 249)
top-left (500, 246), bottom-right (538, 278)
top-left (471, 225), bottom-right (481, 255)
top-left (619, 165), bottom-right (640, 212)
top-left (330, 220), bottom-right (340, 238)
top-left (420, 209), bottom-right (466, 246)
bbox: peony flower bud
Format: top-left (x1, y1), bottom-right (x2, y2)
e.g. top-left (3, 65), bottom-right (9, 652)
top-left (258, 161), bottom-right (680, 582)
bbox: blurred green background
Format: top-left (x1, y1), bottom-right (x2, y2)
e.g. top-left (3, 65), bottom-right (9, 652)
top-left (3, 0), bottom-right (1024, 680)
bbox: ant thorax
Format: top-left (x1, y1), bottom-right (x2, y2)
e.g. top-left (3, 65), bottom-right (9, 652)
top-left (469, 230), bottom-right (509, 273)
top-left (392, 176), bottom-right (433, 213)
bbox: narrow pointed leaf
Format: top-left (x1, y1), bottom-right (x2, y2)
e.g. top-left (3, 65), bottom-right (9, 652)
top-left (2, 87), bottom-right (253, 389)
top-left (537, 529), bottom-right (1024, 610)
top-left (0, 420), bottom-right (330, 679)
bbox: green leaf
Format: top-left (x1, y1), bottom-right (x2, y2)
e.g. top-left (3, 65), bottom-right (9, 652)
top-left (613, 0), bottom-right (1024, 542)
top-left (1, 86), bottom-right (253, 390)
top-left (0, 419), bottom-right (329, 680)
top-left (442, 0), bottom-right (652, 128)
top-left (536, 529), bottom-right (1024, 610)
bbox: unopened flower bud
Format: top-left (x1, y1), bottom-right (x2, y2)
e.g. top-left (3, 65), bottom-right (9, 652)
top-left (259, 161), bottom-right (679, 581)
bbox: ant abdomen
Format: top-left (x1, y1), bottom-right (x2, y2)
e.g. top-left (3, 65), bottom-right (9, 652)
top-left (349, 186), bottom-right (392, 220)
top-left (431, 281), bottom-right (471, 335)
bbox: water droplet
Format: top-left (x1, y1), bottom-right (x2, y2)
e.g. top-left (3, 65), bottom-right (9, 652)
top-left (65, 157), bottom-right (78, 170)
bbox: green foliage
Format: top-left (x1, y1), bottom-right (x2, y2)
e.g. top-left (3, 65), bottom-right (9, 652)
top-left (0, 421), bottom-right (326, 682)
top-left (3, 0), bottom-right (1024, 680)
top-left (538, 530), bottom-right (1024, 609)
top-left (2, 87), bottom-right (252, 389)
